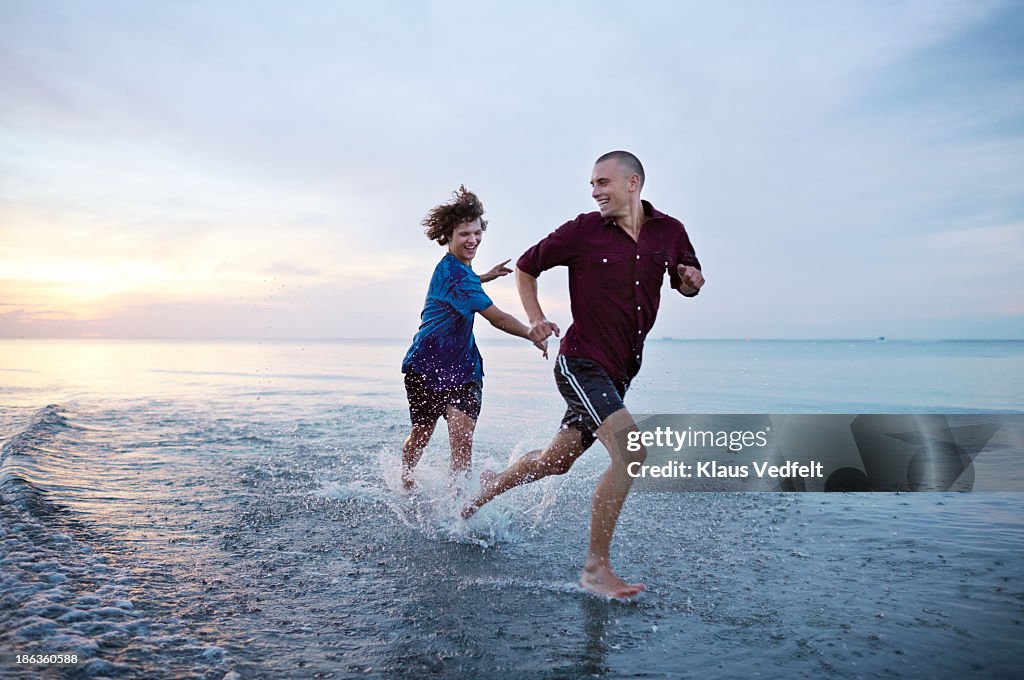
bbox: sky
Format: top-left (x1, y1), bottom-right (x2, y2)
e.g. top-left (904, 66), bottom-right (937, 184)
top-left (1, 0), bottom-right (1022, 340)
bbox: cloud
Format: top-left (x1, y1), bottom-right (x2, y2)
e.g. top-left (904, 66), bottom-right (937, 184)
top-left (1, 1), bottom-right (1021, 338)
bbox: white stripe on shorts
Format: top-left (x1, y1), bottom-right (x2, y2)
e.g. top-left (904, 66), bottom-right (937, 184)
top-left (557, 355), bottom-right (601, 425)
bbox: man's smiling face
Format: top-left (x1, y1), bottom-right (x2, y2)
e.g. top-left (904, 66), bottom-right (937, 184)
top-left (590, 159), bottom-right (637, 219)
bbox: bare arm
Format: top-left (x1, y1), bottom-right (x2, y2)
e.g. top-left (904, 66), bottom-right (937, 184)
top-left (479, 303), bottom-right (549, 358)
top-left (516, 269), bottom-right (560, 342)
top-left (479, 259), bottom-right (512, 283)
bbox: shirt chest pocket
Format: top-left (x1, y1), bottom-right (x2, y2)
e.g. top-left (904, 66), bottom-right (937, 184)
top-left (587, 253), bottom-right (627, 288)
top-left (639, 251), bottom-right (671, 283)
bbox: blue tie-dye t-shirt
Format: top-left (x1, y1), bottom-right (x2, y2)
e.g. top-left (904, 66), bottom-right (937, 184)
top-left (402, 254), bottom-right (494, 390)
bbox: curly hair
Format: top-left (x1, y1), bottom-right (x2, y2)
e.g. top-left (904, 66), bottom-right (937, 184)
top-left (422, 185), bottom-right (488, 245)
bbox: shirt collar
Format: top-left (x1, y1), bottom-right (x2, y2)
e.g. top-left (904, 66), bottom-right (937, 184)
top-left (642, 199), bottom-right (665, 219)
top-left (443, 251), bottom-right (471, 271)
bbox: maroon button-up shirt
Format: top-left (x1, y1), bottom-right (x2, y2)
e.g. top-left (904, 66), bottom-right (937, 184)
top-left (517, 200), bottom-right (700, 381)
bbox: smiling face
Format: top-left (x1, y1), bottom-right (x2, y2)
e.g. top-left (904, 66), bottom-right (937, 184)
top-left (447, 218), bottom-right (483, 265)
top-left (590, 159), bottom-right (640, 219)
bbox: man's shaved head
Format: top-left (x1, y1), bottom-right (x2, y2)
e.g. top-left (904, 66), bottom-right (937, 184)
top-left (595, 150), bottom-right (645, 189)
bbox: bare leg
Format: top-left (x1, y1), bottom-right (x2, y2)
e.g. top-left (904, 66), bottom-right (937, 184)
top-left (578, 408), bottom-right (646, 599)
top-left (445, 405), bottom-right (476, 481)
top-left (401, 422), bottom-right (436, 489)
top-left (461, 426), bottom-right (585, 518)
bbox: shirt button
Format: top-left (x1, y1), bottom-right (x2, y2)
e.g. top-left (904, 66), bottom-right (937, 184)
top-left (602, 258), bottom-right (607, 263)
top-left (635, 280), bottom-right (640, 285)
top-left (636, 254), bottom-right (640, 260)
top-left (636, 306), bottom-right (641, 311)
top-left (637, 330), bottom-right (642, 334)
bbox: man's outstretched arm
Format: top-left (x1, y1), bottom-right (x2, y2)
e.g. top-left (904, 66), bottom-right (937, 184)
top-left (516, 268), bottom-right (560, 343)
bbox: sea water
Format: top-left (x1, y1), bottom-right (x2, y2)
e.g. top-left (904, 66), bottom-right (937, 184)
top-left (1, 339), bottom-right (1022, 678)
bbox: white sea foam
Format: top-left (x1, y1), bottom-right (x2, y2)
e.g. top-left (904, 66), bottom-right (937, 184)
top-left (316, 447), bottom-right (529, 548)
top-left (0, 503), bottom-right (144, 663)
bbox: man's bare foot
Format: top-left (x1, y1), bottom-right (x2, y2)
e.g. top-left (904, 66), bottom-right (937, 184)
top-left (579, 563), bottom-right (645, 599)
top-left (401, 471), bottom-right (415, 491)
top-left (460, 470), bottom-right (497, 519)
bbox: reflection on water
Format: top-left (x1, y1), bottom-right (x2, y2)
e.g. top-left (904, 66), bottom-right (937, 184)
top-left (1, 340), bottom-right (1022, 678)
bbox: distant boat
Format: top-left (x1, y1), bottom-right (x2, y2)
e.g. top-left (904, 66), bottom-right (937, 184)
top-left (877, 336), bottom-right (886, 341)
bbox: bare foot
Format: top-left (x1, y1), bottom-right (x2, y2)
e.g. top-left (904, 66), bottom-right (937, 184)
top-left (401, 471), bottom-right (415, 491)
top-left (460, 470), bottom-right (497, 519)
top-left (579, 563), bottom-right (645, 599)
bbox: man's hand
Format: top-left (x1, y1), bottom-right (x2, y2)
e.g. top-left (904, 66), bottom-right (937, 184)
top-left (534, 339), bottom-right (549, 359)
top-left (480, 259), bottom-right (512, 283)
top-left (677, 264), bottom-right (705, 295)
top-left (528, 318), bottom-right (560, 344)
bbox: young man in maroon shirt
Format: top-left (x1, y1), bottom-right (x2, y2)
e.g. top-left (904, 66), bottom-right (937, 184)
top-left (462, 150), bottom-right (705, 598)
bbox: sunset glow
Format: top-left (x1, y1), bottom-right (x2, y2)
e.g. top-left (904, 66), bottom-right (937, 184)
top-left (2, 2), bottom-right (1021, 339)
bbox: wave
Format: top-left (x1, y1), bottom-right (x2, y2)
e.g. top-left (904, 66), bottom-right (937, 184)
top-left (0, 403), bottom-right (75, 517)
top-left (0, 407), bottom-right (227, 677)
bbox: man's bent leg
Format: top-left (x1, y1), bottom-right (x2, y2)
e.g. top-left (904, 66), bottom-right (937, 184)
top-left (579, 407), bottom-right (646, 599)
top-left (461, 426), bottom-right (585, 518)
top-left (402, 422), bottom-right (436, 489)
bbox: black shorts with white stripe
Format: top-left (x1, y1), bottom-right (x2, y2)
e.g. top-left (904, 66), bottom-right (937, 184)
top-left (554, 355), bottom-right (631, 451)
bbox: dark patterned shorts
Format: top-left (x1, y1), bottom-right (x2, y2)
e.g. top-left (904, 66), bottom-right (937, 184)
top-left (404, 372), bottom-right (483, 426)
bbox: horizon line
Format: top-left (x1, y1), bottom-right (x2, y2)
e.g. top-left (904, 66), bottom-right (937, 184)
top-left (2, 336), bottom-right (1022, 343)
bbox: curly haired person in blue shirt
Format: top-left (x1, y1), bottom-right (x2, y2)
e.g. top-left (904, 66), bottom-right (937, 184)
top-left (401, 186), bottom-right (546, 490)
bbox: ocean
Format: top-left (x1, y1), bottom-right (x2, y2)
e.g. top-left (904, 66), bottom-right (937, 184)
top-left (1, 339), bottom-right (1022, 678)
